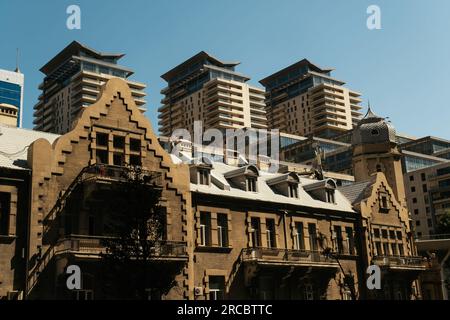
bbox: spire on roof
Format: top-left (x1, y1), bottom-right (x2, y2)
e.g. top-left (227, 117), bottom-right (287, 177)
top-left (363, 101), bottom-right (380, 119)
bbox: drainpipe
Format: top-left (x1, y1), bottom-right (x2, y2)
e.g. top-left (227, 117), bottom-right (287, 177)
top-left (440, 249), bottom-right (450, 300)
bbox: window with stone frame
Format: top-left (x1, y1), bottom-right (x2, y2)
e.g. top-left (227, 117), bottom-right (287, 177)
top-left (93, 130), bottom-right (143, 167)
top-left (0, 192), bottom-right (11, 235)
top-left (379, 192), bottom-right (390, 212)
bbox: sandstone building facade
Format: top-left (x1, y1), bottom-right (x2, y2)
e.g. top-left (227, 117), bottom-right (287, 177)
top-left (0, 79), bottom-right (426, 300)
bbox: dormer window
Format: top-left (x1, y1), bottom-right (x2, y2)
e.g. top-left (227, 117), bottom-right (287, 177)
top-left (267, 172), bottom-right (300, 198)
top-left (190, 163), bottom-right (212, 186)
top-left (224, 165), bottom-right (259, 192)
top-left (289, 183), bottom-right (299, 198)
top-left (326, 189), bottom-right (335, 203)
top-left (198, 168), bottom-right (210, 186)
top-left (246, 176), bottom-right (257, 192)
top-left (304, 178), bottom-right (337, 204)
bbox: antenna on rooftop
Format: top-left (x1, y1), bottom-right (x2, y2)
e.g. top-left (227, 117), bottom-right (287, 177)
top-left (15, 48), bottom-right (20, 73)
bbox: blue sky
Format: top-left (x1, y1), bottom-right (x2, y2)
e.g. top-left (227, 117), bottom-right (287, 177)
top-left (1, 0), bottom-right (449, 139)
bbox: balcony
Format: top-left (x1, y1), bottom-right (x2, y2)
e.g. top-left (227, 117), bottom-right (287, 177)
top-left (55, 235), bottom-right (188, 261)
top-left (43, 165), bottom-right (163, 227)
top-left (372, 255), bottom-right (427, 271)
top-left (241, 247), bottom-right (339, 268)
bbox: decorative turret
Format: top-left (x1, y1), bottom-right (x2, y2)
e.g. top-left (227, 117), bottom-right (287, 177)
top-left (352, 106), bottom-right (397, 146)
top-left (351, 106), bottom-right (406, 206)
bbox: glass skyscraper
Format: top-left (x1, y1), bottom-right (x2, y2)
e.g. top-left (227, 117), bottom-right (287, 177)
top-left (0, 68), bottom-right (24, 127)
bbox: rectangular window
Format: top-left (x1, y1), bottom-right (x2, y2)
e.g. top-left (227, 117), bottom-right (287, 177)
top-left (427, 219), bottom-right (433, 228)
top-left (0, 192), bottom-right (11, 235)
top-left (346, 227), bottom-right (355, 255)
top-left (421, 173), bottom-right (426, 181)
top-left (246, 177), bottom-right (257, 192)
top-left (409, 175), bottom-right (414, 181)
top-left (308, 223), bottom-right (318, 251)
top-left (411, 186), bottom-right (416, 192)
top-left (326, 190), bottom-right (335, 203)
top-left (113, 135), bottom-right (125, 149)
top-left (199, 169), bottom-right (210, 185)
top-left (334, 226), bottom-right (344, 254)
top-left (113, 153), bottom-right (124, 166)
top-left (96, 150), bottom-right (108, 164)
top-left (251, 217), bottom-right (261, 247)
top-left (294, 222), bottom-right (305, 250)
top-left (289, 183), bottom-right (298, 198)
top-left (380, 195), bottom-right (389, 211)
top-left (422, 184), bottom-right (428, 192)
top-left (389, 230), bottom-right (396, 240)
top-left (130, 138), bottom-right (141, 152)
top-left (266, 219), bottom-right (276, 248)
top-left (383, 243), bottom-right (390, 256)
top-left (375, 242), bottom-right (382, 256)
top-left (374, 228), bottom-right (380, 238)
top-left (396, 231), bottom-right (402, 240)
top-left (391, 243), bottom-right (398, 256)
top-left (209, 276), bottom-right (225, 300)
top-left (381, 229), bottom-right (388, 239)
top-left (96, 133), bottom-right (108, 146)
top-left (412, 198), bottom-right (417, 204)
top-left (199, 212), bottom-right (212, 246)
top-left (217, 213), bottom-right (228, 247)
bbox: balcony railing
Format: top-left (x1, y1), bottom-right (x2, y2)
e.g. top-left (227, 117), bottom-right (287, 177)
top-left (55, 234), bottom-right (188, 259)
top-left (372, 255), bottom-right (427, 269)
top-left (241, 247), bottom-right (338, 267)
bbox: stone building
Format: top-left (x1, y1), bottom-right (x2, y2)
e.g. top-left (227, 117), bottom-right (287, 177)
top-left (0, 79), bottom-right (426, 300)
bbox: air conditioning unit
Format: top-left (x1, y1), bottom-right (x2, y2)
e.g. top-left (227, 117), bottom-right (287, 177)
top-left (194, 286), bottom-right (203, 296)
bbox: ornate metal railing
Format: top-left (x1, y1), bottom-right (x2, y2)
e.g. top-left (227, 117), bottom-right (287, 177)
top-left (55, 234), bottom-right (188, 258)
top-left (241, 247), bottom-right (337, 265)
top-left (27, 234), bottom-right (187, 297)
top-left (372, 255), bottom-right (427, 268)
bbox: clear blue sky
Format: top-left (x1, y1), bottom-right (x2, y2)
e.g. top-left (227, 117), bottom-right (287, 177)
top-left (1, 0), bottom-right (449, 139)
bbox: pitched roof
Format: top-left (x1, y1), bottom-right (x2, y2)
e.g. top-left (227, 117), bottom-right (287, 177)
top-left (187, 159), bottom-right (355, 213)
top-left (0, 124), bottom-right (60, 170)
top-left (338, 177), bottom-right (376, 205)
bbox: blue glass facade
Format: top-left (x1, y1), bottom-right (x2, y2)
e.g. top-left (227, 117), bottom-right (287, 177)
top-left (0, 80), bottom-right (21, 107)
top-left (0, 80), bottom-right (22, 125)
top-left (402, 154), bottom-right (442, 173)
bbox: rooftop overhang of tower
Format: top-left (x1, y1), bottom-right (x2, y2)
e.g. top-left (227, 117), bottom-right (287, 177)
top-left (161, 51), bottom-right (241, 82)
top-left (40, 41), bottom-right (125, 75)
top-left (259, 58), bottom-right (334, 87)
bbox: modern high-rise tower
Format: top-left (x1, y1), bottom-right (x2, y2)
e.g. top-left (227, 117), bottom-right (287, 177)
top-left (0, 68), bottom-right (24, 127)
top-left (158, 51), bottom-right (267, 137)
top-left (33, 41), bottom-right (146, 134)
top-left (260, 59), bottom-right (363, 138)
